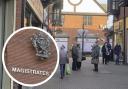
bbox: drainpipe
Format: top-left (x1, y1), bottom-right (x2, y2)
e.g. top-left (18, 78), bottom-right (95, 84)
top-left (48, 6), bottom-right (50, 32)
top-left (21, 0), bottom-right (26, 27)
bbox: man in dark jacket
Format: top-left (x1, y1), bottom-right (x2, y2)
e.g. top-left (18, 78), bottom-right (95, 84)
top-left (104, 42), bottom-right (111, 64)
top-left (114, 43), bottom-right (121, 65)
top-left (72, 43), bottom-right (78, 71)
top-left (101, 43), bottom-right (106, 64)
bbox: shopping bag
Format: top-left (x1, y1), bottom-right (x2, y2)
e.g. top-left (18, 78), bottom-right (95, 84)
top-left (65, 63), bottom-right (71, 75)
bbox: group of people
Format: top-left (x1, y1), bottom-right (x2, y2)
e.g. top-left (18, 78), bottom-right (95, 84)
top-left (72, 43), bottom-right (82, 71)
top-left (59, 43), bottom-right (82, 79)
top-left (59, 41), bottom-right (122, 79)
top-left (101, 42), bottom-right (112, 65)
top-left (102, 42), bottom-right (122, 65)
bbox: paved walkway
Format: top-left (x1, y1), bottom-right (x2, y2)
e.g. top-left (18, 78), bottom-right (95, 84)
top-left (33, 57), bottom-right (128, 89)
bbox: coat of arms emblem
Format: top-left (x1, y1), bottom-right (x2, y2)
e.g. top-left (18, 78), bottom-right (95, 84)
top-left (31, 32), bottom-right (51, 60)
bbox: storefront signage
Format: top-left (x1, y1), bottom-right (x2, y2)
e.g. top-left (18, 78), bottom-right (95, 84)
top-left (126, 17), bottom-right (128, 29)
top-left (27, 0), bottom-right (44, 22)
top-left (114, 21), bottom-right (119, 32)
top-left (55, 38), bottom-right (68, 42)
top-left (119, 19), bottom-right (124, 31)
top-left (11, 67), bottom-right (49, 76)
top-left (114, 19), bottom-right (124, 32)
top-left (77, 38), bottom-right (97, 52)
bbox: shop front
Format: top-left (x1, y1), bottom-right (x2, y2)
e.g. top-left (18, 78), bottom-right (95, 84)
top-left (114, 19), bottom-right (124, 61)
top-left (24, 0), bottom-right (44, 27)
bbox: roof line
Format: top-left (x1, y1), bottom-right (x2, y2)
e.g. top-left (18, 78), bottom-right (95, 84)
top-left (93, 0), bottom-right (107, 13)
top-left (61, 12), bottom-right (107, 16)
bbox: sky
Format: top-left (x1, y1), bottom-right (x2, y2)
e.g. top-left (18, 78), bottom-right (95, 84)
top-left (62, 0), bottom-right (105, 13)
top-left (97, 0), bottom-right (107, 4)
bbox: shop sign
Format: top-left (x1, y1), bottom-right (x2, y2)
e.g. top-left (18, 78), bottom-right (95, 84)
top-left (114, 19), bottom-right (124, 32)
top-left (27, 0), bottom-right (44, 22)
top-left (114, 21), bottom-right (119, 31)
top-left (119, 19), bottom-right (124, 31)
top-left (126, 17), bottom-right (128, 29)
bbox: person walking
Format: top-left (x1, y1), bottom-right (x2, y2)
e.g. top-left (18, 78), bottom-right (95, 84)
top-left (76, 44), bottom-right (82, 70)
top-left (101, 43), bottom-right (106, 64)
top-left (104, 42), bottom-right (111, 64)
top-left (91, 41), bottom-right (100, 72)
top-left (72, 43), bottom-right (78, 71)
top-left (114, 43), bottom-right (121, 65)
top-left (59, 45), bottom-right (68, 79)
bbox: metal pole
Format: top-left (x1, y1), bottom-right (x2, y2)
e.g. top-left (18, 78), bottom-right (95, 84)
top-left (47, 6), bottom-right (50, 32)
top-left (82, 16), bottom-right (84, 55)
top-left (123, 6), bottom-right (126, 64)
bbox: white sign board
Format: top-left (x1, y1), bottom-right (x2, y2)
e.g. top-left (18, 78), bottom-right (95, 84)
top-left (55, 38), bottom-right (68, 51)
top-left (77, 38), bottom-right (97, 52)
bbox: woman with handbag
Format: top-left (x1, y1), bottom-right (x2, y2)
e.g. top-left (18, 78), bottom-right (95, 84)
top-left (91, 41), bottom-right (100, 72)
top-left (76, 44), bottom-right (82, 70)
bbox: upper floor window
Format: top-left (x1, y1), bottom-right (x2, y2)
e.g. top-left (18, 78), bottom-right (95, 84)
top-left (84, 16), bottom-right (92, 25)
top-left (112, 0), bottom-right (118, 10)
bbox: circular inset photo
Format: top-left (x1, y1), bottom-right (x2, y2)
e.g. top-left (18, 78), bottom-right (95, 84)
top-left (2, 27), bottom-right (59, 87)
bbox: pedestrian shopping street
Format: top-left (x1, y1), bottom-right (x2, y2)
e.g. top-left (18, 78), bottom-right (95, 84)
top-left (34, 57), bottom-right (128, 89)
top-left (1, 0), bottom-right (128, 89)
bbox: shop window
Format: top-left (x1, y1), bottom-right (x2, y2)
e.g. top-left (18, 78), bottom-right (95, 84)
top-left (24, 4), bottom-right (42, 27)
top-left (112, 0), bottom-right (118, 10)
top-left (61, 15), bottom-right (64, 26)
top-left (31, 14), bottom-right (41, 27)
top-left (84, 16), bottom-right (92, 25)
top-left (52, 9), bottom-right (61, 26)
top-left (25, 4), bottom-right (31, 26)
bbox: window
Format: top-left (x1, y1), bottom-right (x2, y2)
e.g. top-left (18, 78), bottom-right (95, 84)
top-left (112, 0), bottom-right (118, 10)
top-left (61, 15), bottom-right (64, 26)
top-left (24, 4), bottom-right (41, 27)
top-left (52, 9), bottom-right (61, 26)
top-left (84, 16), bottom-right (92, 25)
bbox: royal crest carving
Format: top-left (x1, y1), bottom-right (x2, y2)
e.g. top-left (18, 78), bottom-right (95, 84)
top-left (31, 32), bottom-right (51, 60)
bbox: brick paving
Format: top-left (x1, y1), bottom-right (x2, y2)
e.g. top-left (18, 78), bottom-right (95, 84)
top-left (23, 57), bottom-right (128, 89)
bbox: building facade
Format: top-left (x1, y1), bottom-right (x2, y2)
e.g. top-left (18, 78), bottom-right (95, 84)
top-left (62, 15), bottom-right (107, 45)
top-left (50, 0), bottom-right (107, 51)
top-left (108, 0), bottom-right (128, 64)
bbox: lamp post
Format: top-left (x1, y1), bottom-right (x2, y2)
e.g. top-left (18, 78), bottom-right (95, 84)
top-left (82, 16), bottom-right (88, 56)
top-left (82, 28), bottom-right (85, 55)
top-left (123, 6), bottom-right (126, 64)
top-left (82, 16), bottom-right (85, 56)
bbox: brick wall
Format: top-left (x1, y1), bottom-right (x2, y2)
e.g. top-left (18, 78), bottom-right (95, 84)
top-left (63, 28), bottom-right (105, 47)
top-left (16, 0), bottom-right (22, 29)
top-left (62, 15), bottom-right (107, 47)
top-left (6, 29), bottom-right (57, 84)
top-left (63, 15), bottom-right (107, 30)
